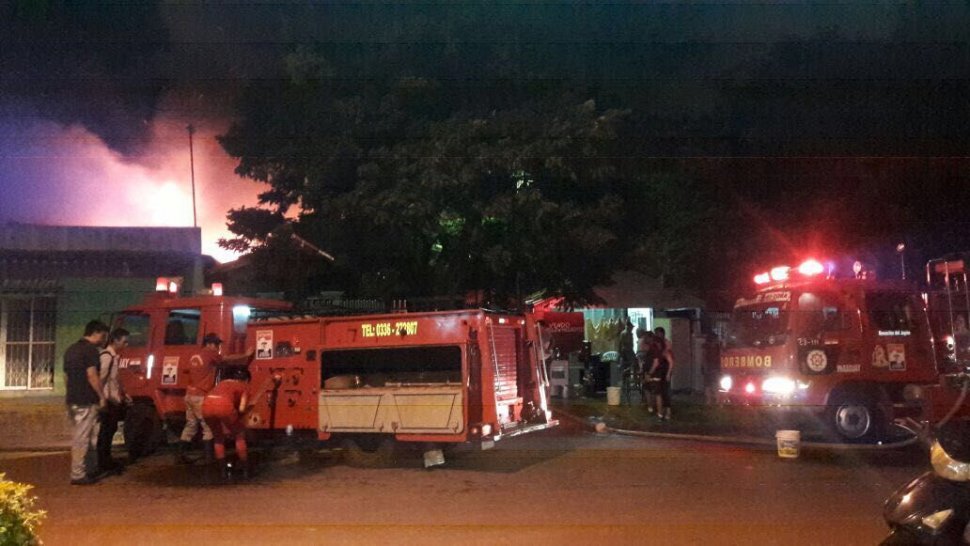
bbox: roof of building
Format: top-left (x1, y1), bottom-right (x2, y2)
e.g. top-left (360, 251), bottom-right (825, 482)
top-left (0, 223), bottom-right (202, 255)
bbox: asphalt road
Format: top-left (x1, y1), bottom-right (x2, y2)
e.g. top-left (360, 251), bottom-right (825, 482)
top-left (0, 421), bottom-right (925, 545)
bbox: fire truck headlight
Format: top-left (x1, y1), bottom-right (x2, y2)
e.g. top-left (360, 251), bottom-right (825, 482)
top-left (719, 375), bottom-right (733, 392)
top-left (762, 376), bottom-right (796, 395)
top-left (481, 424), bottom-right (492, 437)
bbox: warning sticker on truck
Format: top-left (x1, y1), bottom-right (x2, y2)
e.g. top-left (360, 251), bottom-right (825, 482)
top-left (887, 343), bottom-right (906, 371)
top-left (256, 330), bottom-right (274, 360)
top-left (161, 356), bottom-right (179, 385)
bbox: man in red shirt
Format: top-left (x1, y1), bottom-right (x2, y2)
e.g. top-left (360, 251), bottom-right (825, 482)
top-left (176, 333), bottom-right (221, 463)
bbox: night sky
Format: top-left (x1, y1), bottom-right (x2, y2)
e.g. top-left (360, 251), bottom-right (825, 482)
top-left (2, 2), bottom-right (970, 269)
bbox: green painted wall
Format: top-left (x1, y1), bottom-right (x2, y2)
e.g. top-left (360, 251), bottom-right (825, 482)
top-left (0, 277), bottom-right (155, 398)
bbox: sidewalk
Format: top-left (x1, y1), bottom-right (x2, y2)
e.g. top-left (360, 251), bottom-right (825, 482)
top-left (0, 395), bottom-right (72, 451)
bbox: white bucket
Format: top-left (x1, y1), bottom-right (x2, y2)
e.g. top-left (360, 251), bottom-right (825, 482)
top-left (776, 430), bottom-right (801, 459)
top-left (606, 386), bottom-right (622, 406)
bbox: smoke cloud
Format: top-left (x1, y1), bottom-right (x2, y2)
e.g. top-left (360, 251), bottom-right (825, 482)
top-left (0, 107), bottom-right (263, 263)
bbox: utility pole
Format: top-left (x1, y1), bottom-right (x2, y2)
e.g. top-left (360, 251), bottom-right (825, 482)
top-left (897, 242), bottom-right (906, 280)
top-left (187, 124), bottom-right (198, 228)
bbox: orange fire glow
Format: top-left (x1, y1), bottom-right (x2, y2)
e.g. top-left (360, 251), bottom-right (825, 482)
top-left (4, 115), bottom-right (265, 263)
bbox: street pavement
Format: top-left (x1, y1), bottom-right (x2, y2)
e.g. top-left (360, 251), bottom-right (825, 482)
top-left (0, 419), bottom-right (924, 545)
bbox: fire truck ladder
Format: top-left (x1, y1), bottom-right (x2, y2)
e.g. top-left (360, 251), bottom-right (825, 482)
top-left (487, 322), bottom-right (503, 397)
top-left (487, 321), bottom-right (516, 429)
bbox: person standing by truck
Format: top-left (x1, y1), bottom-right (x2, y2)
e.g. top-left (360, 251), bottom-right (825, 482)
top-left (64, 320), bottom-right (109, 485)
top-left (97, 328), bottom-right (130, 474)
top-left (649, 327), bottom-right (674, 420)
top-left (177, 333), bottom-right (221, 464)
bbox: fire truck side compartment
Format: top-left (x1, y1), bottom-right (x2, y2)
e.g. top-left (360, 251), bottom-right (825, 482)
top-left (319, 346), bottom-right (465, 434)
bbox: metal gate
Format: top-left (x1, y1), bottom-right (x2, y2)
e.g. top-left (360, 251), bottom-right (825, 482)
top-left (0, 296), bottom-right (56, 390)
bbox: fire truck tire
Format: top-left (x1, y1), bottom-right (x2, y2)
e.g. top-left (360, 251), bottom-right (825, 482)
top-left (340, 437), bottom-right (395, 468)
top-left (124, 403), bottom-right (163, 460)
top-left (827, 391), bottom-right (885, 443)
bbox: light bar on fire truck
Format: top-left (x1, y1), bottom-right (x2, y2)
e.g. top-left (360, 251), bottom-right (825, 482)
top-left (754, 259), bottom-right (827, 285)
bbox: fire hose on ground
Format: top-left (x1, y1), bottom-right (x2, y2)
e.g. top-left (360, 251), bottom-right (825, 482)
top-left (555, 410), bottom-right (921, 451)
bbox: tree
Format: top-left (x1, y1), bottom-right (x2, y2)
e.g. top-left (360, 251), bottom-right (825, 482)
top-left (219, 58), bottom-right (634, 304)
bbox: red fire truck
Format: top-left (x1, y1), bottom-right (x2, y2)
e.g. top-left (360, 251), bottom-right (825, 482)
top-left (114, 279), bottom-right (291, 458)
top-left (116, 280), bottom-right (557, 464)
top-left (717, 259), bottom-right (941, 441)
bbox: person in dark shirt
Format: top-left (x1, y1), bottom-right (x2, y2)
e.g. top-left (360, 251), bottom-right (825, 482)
top-left (64, 320), bottom-right (109, 485)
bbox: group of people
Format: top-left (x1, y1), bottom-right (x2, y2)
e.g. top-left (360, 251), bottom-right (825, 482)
top-left (63, 320), bottom-right (130, 485)
top-left (619, 321), bottom-right (674, 420)
top-left (64, 320), bottom-right (251, 485)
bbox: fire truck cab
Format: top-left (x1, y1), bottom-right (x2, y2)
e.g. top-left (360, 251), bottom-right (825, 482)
top-left (239, 309), bottom-right (557, 462)
top-left (718, 259), bottom-right (939, 441)
top-left (114, 279), bottom-right (291, 458)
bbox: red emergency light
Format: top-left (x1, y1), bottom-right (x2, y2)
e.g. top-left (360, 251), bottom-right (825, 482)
top-left (155, 277), bottom-right (182, 294)
top-left (211, 283), bottom-right (224, 296)
top-left (797, 259), bottom-right (825, 276)
top-left (754, 258), bottom-right (828, 286)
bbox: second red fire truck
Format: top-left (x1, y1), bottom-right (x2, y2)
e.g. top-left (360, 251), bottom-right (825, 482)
top-left (718, 259), bottom-right (942, 441)
top-left (718, 255), bottom-right (970, 441)
top-left (115, 280), bottom-right (557, 465)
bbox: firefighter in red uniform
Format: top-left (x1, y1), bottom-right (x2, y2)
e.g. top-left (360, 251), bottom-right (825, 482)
top-left (176, 333), bottom-right (220, 463)
top-left (203, 365), bottom-right (251, 479)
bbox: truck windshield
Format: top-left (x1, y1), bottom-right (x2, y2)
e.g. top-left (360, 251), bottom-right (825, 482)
top-left (727, 302), bottom-right (790, 348)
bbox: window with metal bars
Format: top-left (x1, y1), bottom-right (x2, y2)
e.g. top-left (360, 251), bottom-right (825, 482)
top-left (1, 296), bottom-right (57, 390)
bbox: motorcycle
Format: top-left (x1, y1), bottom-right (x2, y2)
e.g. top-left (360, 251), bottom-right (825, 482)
top-left (882, 381), bottom-right (970, 545)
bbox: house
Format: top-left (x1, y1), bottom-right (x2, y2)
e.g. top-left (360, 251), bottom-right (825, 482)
top-left (0, 223), bottom-right (207, 397)
top-left (536, 270), bottom-right (714, 393)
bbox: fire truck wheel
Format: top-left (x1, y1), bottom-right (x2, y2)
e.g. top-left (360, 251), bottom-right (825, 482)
top-left (124, 403), bottom-right (163, 460)
top-left (340, 437), bottom-right (395, 468)
top-left (827, 392), bottom-right (884, 442)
